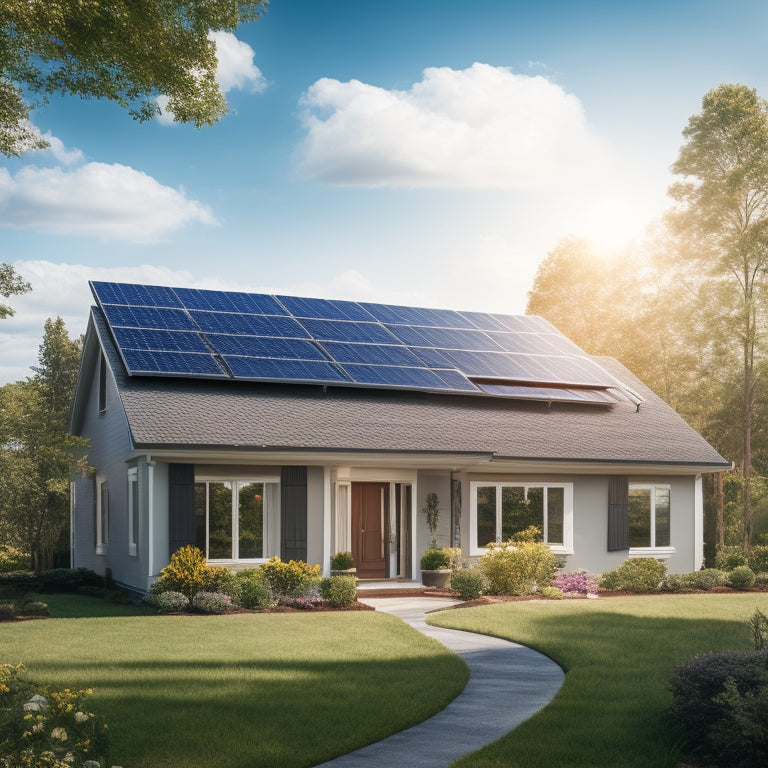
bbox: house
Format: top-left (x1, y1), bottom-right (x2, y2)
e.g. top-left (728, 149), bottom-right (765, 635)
top-left (69, 281), bottom-right (729, 594)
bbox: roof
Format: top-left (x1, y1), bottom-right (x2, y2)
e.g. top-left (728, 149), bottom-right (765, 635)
top-left (72, 306), bottom-right (730, 471)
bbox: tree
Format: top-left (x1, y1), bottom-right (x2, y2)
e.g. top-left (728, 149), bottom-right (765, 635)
top-left (0, 0), bottom-right (268, 156)
top-left (0, 317), bottom-right (84, 570)
top-left (0, 263), bottom-right (30, 319)
top-left (668, 83), bottom-right (768, 553)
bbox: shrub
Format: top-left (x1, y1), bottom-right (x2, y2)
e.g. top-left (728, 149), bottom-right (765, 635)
top-left (191, 591), bottom-right (233, 615)
top-left (0, 571), bottom-right (37, 594)
top-left (160, 545), bottom-right (216, 599)
top-left (728, 565), bottom-right (756, 590)
top-left (747, 609), bottom-right (768, 650)
top-left (749, 545), bottom-right (768, 574)
top-left (552, 569), bottom-right (599, 596)
top-left (37, 567), bottom-right (104, 593)
top-left (318, 576), bottom-right (357, 607)
top-left (420, 548), bottom-right (450, 570)
top-left (670, 650), bottom-right (768, 767)
top-left (661, 573), bottom-right (687, 593)
top-left (715, 546), bottom-right (748, 571)
top-left (479, 539), bottom-right (557, 596)
top-left (0, 602), bottom-right (15, 620)
top-left (0, 545), bottom-right (29, 573)
top-left (209, 567), bottom-right (241, 600)
top-left (599, 558), bottom-right (667, 592)
top-left (18, 600), bottom-right (48, 617)
top-left (236, 570), bottom-right (277, 610)
top-left (756, 572), bottom-right (768, 587)
top-left (450, 568), bottom-right (485, 600)
top-left (684, 568), bottom-right (728, 591)
top-left (330, 551), bottom-right (354, 571)
top-left (259, 557), bottom-right (321, 598)
top-left (539, 585), bottom-right (565, 599)
top-left (148, 590), bottom-right (190, 614)
top-left (444, 548), bottom-right (464, 570)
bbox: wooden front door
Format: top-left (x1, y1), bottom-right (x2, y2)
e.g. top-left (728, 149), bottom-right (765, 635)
top-left (351, 482), bottom-right (389, 579)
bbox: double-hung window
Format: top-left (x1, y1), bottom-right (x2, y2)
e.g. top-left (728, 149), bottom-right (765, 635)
top-left (629, 484), bottom-right (671, 553)
top-left (194, 478), bottom-right (280, 562)
top-left (470, 481), bottom-right (573, 556)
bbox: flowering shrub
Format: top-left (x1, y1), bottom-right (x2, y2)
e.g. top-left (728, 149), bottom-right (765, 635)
top-left (479, 539), bottom-right (557, 596)
top-left (318, 576), bottom-right (357, 607)
top-left (190, 591), bottom-right (233, 615)
top-left (259, 558), bottom-right (321, 598)
top-left (159, 546), bottom-right (216, 599)
top-left (143, 590), bottom-right (189, 614)
top-left (551, 569), bottom-right (599, 596)
top-left (0, 663), bottom-right (109, 768)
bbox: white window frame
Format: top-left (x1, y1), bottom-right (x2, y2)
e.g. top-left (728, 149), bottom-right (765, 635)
top-left (469, 481), bottom-right (574, 556)
top-left (628, 483), bottom-right (675, 559)
top-left (195, 476), bottom-right (280, 564)
top-left (128, 467), bottom-right (139, 557)
top-left (96, 479), bottom-right (108, 555)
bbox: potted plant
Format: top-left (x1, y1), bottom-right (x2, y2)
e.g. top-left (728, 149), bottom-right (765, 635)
top-left (330, 551), bottom-right (356, 576)
top-left (420, 547), bottom-right (452, 588)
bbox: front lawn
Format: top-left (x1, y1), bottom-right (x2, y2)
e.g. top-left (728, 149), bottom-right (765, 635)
top-left (428, 593), bottom-right (768, 768)
top-left (2, 606), bottom-right (468, 768)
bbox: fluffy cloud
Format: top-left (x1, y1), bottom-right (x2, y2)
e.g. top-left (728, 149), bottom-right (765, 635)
top-left (156, 31), bottom-right (265, 124)
top-left (296, 62), bottom-right (607, 189)
top-left (0, 163), bottom-right (216, 242)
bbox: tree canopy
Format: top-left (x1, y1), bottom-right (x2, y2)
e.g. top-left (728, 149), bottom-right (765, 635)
top-left (0, 0), bottom-right (268, 156)
top-left (0, 263), bottom-right (30, 319)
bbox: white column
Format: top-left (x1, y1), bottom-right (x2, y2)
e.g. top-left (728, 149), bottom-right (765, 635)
top-left (322, 467), bottom-right (332, 577)
top-left (694, 474), bottom-right (704, 571)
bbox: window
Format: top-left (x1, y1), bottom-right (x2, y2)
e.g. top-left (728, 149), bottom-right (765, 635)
top-left (128, 467), bottom-right (139, 556)
top-left (96, 480), bottom-right (108, 554)
top-left (470, 481), bottom-right (573, 555)
top-left (194, 478), bottom-right (280, 561)
top-left (629, 484), bottom-right (671, 550)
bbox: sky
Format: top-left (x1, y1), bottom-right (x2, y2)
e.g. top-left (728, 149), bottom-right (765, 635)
top-left (2, 0), bottom-right (768, 384)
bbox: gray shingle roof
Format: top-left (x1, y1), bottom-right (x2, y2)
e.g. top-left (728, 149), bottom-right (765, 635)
top-left (89, 309), bottom-right (728, 468)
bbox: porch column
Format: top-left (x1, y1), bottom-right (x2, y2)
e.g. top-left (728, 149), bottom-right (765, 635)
top-left (322, 467), bottom-right (332, 576)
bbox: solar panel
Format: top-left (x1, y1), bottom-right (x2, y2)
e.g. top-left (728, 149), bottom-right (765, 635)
top-left (90, 281), bottom-right (628, 404)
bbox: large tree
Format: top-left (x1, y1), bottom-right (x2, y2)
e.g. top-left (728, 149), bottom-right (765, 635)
top-left (0, 317), bottom-right (84, 570)
top-left (668, 83), bottom-right (768, 553)
top-left (0, 0), bottom-right (267, 155)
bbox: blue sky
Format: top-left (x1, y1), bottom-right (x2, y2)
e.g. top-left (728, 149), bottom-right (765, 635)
top-left (2, 0), bottom-right (768, 383)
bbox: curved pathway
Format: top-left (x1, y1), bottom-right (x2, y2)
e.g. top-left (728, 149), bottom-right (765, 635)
top-left (313, 596), bottom-right (564, 768)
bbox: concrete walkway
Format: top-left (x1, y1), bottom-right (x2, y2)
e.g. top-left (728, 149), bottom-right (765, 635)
top-left (313, 596), bottom-right (564, 768)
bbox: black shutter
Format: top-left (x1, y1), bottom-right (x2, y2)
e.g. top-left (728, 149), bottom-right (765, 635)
top-left (281, 466), bottom-right (307, 561)
top-left (607, 476), bottom-right (629, 551)
top-left (168, 463), bottom-right (195, 557)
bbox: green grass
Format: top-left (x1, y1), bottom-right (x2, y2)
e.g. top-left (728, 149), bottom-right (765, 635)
top-left (32, 591), bottom-right (156, 618)
top-left (3, 602), bottom-right (468, 768)
top-left (428, 593), bottom-right (768, 768)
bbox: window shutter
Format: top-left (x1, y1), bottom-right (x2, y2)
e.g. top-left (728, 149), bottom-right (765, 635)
top-left (607, 476), bottom-right (629, 551)
top-left (168, 463), bottom-right (195, 557)
top-left (280, 466), bottom-right (307, 562)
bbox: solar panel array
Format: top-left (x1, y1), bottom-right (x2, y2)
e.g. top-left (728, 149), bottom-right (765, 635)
top-left (90, 281), bottom-right (625, 404)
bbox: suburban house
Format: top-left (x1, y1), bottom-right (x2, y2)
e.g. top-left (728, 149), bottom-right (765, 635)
top-left (69, 281), bottom-right (729, 594)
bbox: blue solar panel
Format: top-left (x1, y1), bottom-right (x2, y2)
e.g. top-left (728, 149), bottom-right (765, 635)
top-left (275, 295), bottom-right (375, 322)
top-left (206, 334), bottom-right (328, 360)
top-left (113, 328), bottom-right (209, 354)
top-left (90, 281), bottom-right (624, 403)
top-left (190, 311), bottom-right (310, 338)
top-left (320, 342), bottom-right (424, 367)
top-left (341, 364), bottom-right (456, 389)
top-left (121, 349), bottom-right (226, 376)
top-left (224, 356), bottom-right (350, 382)
top-left (102, 304), bottom-right (197, 331)
top-left (300, 318), bottom-right (398, 344)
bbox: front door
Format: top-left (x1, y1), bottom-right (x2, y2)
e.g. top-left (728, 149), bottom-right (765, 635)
top-left (351, 482), bottom-right (389, 579)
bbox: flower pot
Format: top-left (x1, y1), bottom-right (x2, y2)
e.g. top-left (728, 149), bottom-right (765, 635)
top-left (420, 569), bottom-right (452, 589)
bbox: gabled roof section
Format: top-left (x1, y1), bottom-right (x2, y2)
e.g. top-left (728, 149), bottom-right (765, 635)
top-left (89, 280), bottom-right (637, 406)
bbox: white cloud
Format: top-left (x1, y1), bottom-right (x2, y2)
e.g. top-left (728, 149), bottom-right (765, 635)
top-left (0, 163), bottom-right (216, 242)
top-left (21, 120), bottom-right (84, 165)
top-left (156, 31), bottom-right (265, 123)
top-left (296, 62), bottom-right (608, 189)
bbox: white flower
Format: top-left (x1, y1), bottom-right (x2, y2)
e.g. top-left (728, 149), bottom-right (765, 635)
top-left (50, 726), bottom-right (68, 741)
top-left (32, 722), bottom-right (44, 733)
top-left (74, 711), bottom-right (90, 723)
